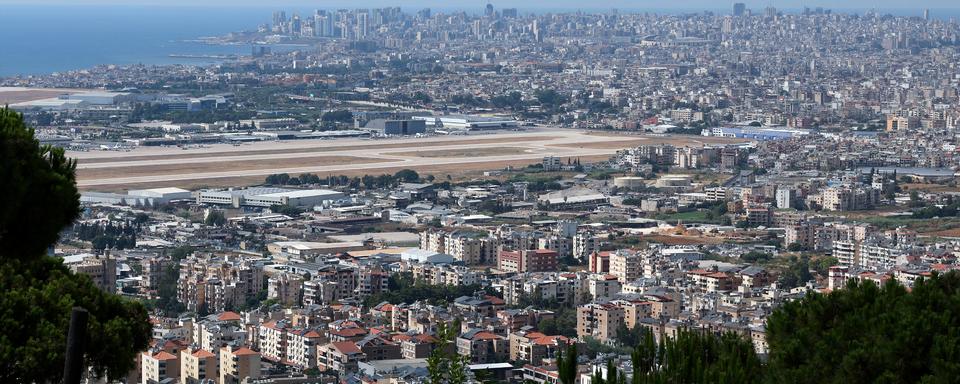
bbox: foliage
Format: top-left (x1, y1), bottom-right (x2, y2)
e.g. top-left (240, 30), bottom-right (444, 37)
top-left (0, 257), bottom-right (153, 382)
top-left (154, 263), bottom-right (185, 315)
top-left (912, 198), bottom-right (960, 219)
top-left (491, 91), bottom-right (524, 110)
top-left (766, 272), bottom-right (960, 383)
top-left (450, 93), bottom-right (483, 106)
top-left (0, 107), bottom-right (151, 382)
top-left (168, 245), bottom-right (195, 261)
top-left (271, 204), bottom-right (304, 216)
top-left (272, 169), bottom-right (420, 189)
top-left (204, 210), bottom-right (227, 227)
top-left (74, 221), bottom-right (138, 250)
top-left (265, 173), bottom-right (322, 186)
top-left (778, 255), bottom-right (813, 288)
top-left (321, 109), bottom-right (353, 123)
top-left (556, 343), bottom-right (578, 384)
top-left (362, 272), bottom-right (491, 307)
top-left (0, 107), bottom-right (81, 257)
top-left (537, 313), bottom-right (579, 339)
top-left (427, 320), bottom-right (464, 384)
top-left (629, 328), bottom-right (763, 384)
top-left (741, 251), bottom-right (773, 263)
top-left (394, 169), bottom-right (420, 183)
top-left (535, 89), bottom-right (569, 110)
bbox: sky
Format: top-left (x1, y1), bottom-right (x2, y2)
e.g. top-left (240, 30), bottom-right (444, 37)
top-left (0, 0), bottom-right (957, 10)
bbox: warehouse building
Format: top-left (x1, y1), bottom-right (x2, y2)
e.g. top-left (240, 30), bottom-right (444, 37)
top-left (703, 127), bottom-right (811, 140)
top-left (362, 119), bottom-right (427, 135)
top-left (80, 187), bottom-right (192, 206)
top-left (415, 115), bottom-right (518, 130)
top-left (196, 187), bottom-right (345, 208)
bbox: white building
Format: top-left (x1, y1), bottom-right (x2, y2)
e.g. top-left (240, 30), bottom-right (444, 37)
top-left (196, 187), bottom-right (345, 208)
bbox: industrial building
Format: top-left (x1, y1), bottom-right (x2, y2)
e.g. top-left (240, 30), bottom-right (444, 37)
top-left (196, 187), bottom-right (345, 208)
top-left (362, 119), bottom-right (427, 135)
top-left (703, 127), bottom-right (811, 140)
top-left (415, 115), bottom-right (519, 130)
top-left (80, 187), bottom-right (192, 206)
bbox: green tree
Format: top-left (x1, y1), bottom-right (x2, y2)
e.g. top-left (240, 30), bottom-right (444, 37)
top-left (557, 343), bottom-right (578, 384)
top-left (271, 204), bottom-right (304, 216)
top-left (394, 169), bottom-right (420, 183)
top-left (427, 320), bottom-right (462, 384)
top-left (778, 255), bottom-right (813, 288)
top-left (625, 327), bottom-right (762, 384)
top-left (1, 107), bottom-right (81, 257)
top-left (0, 107), bottom-right (151, 382)
top-left (766, 272), bottom-right (960, 383)
top-left (204, 210), bottom-right (227, 227)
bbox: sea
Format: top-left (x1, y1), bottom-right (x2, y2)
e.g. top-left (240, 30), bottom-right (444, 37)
top-left (0, 5), bottom-right (271, 77)
top-left (1, 4), bottom-right (958, 78)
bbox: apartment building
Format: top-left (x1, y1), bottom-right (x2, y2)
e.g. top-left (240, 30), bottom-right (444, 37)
top-left (259, 320), bottom-right (290, 363)
top-left (498, 249), bottom-right (559, 273)
top-left (268, 272), bottom-right (303, 307)
top-left (588, 276), bottom-right (621, 300)
top-left (456, 329), bottom-right (509, 363)
top-left (64, 253), bottom-right (117, 293)
top-left (686, 269), bottom-right (736, 292)
top-left (609, 250), bottom-right (642, 282)
top-left (508, 330), bottom-right (569, 365)
top-left (420, 229), bottom-right (500, 265)
top-left (286, 329), bottom-right (323, 369)
top-left (318, 341), bottom-right (367, 373)
top-left (179, 347), bottom-right (216, 384)
top-left (142, 349), bottom-right (180, 384)
top-left (219, 346), bottom-right (261, 384)
top-left (576, 303), bottom-right (625, 342)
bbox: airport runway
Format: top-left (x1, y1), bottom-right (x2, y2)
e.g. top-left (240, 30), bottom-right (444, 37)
top-left (70, 128), bottom-right (743, 189)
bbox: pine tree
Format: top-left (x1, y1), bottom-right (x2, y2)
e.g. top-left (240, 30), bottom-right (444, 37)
top-left (0, 107), bottom-right (151, 382)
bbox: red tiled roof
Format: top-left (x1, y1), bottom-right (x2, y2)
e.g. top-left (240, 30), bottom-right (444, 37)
top-left (471, 331), bottom-right (502, 341)
top-left (232, 347), bottom-right (259, 356)
top-left (330, 327), bottom-right (368, 337)
top-left (525, 332), bottom-right (546, 339)
top-left (332, 341), bottom-right (362, 354)
top-left (218, 311), bottom-right (242, 321)
top-left (152, 351), bottom-right (178, 361)
top-left (533, 335), bottom-right (570, 346)
top-left (192, 349), bottom-right (216, 358)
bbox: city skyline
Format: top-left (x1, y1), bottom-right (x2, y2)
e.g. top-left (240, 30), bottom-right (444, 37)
top-left (3, 1), bottom-right (960, 383)
top-left (2, 0), bottom-right (960, 10)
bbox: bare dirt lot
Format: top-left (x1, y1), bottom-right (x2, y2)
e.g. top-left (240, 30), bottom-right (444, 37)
top-left (642, 234), bottom-right (726, 245)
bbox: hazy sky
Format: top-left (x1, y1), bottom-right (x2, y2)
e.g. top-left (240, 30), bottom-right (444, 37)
top-left (0, 0), bottom-right (958, 9)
